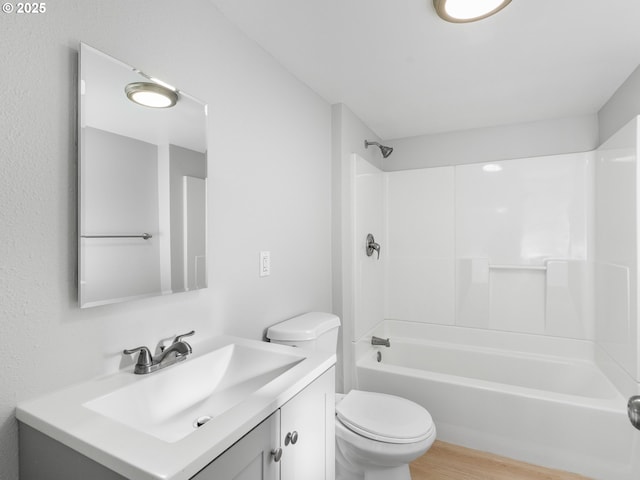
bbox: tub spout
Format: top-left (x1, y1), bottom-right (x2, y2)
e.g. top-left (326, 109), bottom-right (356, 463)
top-left (371, 336), bottom-right (390, 347)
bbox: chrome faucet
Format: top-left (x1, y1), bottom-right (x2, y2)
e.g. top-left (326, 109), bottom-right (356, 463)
top-left (371, 336), bottom-right (390, 347)
top-left (124, 330), bottom-right (195, 374)
top-left (156, 334), bottom-right (193, 363)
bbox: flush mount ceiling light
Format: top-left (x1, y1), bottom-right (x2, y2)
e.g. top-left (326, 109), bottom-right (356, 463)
top-left (125, 82), bottom-right (178, 108)
top-left (433, 0), bottom-right (511, 23)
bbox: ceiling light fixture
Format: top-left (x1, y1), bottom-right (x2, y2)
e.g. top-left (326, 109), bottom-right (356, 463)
top-left (125, 82), bottom-right (178, 108)
top-left (433, 0), bottom-right (511, 23)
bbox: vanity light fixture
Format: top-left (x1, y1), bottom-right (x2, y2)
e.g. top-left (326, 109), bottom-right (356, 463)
top-left (125, 82), bottom-right (178, 108)
top-left (433, 0), bottom-right (511, 23)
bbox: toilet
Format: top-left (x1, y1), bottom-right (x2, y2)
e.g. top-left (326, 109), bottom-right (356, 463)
top-left (267, 312), bottom-right (436, 480)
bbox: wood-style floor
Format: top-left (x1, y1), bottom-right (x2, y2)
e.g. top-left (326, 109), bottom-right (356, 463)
top-left (409, 441), bottom-right (592, 480)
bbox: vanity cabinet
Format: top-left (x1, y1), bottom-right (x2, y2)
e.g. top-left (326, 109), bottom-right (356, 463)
top-left (192, 412), bottom-right (280, 480)
top-left (279, 366), bottom-right (334, 480)
top-left (192, 366), bottom-right (335, 480)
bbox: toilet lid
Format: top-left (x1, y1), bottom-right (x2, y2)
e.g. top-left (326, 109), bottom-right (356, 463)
top-left (336, 390), bottom-right (434, 444)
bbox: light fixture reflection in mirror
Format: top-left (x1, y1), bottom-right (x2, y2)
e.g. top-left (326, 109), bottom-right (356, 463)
top-left (78, 43), bottom-right (208, 308)
top-left (125, 82), bottom-right (178, 108)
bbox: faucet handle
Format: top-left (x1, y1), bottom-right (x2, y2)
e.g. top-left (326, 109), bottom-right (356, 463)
top-left (173, 330), bottom-right (195, 354)
top-left (123, 346), bottom-right (153, 366)
top-left (174, 330), bottom-right (195, 344)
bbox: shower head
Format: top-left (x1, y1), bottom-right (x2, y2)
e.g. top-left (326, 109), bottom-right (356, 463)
top-left (379, 144), bottom-right (393, 158)
top-left (364, 140), bottom-right (393, 158)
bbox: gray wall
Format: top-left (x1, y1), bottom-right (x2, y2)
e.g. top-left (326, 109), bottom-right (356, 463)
top-left (383, 114), bottom-right (599, 170)
top-left (81, 127), bottom-right (161, 306)
top-left (598, 65), bottom-right (640, 144)
top-left (0, 2), bottom-right (332, 479)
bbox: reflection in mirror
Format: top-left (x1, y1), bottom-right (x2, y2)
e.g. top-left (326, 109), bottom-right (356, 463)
top-left (78, 43), bottom-right (208, 308)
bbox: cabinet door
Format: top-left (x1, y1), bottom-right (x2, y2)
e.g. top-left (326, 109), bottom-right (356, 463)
top-left (193, 411), bottom-right (280, 480)
top-left (280, 367), bottom-right (335, 480)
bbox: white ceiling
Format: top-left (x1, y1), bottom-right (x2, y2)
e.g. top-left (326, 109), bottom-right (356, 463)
top-left (208, 0), bottom-right (640, 140)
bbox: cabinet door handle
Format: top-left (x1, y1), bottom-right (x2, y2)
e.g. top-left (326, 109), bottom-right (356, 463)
top-left (271, 448), bottom-right (283, 462)
top-left (285, 431), bottom-right (299, 446)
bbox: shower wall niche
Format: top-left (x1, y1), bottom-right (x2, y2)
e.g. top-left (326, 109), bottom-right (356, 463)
top-left (353, 151), bottom-right (595, 343)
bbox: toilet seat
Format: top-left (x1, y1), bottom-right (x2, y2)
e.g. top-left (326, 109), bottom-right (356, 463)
top-left (336, 390), bottom-right (434, 444)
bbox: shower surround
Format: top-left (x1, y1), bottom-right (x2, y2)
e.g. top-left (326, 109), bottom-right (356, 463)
top-left (345, 119), bottom-right (640, 479)
top-left (351, 151), bottom-right (593, 343)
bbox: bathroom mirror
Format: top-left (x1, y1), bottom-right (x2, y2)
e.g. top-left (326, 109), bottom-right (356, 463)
top-left (78, 43), bottom-right (208, 308)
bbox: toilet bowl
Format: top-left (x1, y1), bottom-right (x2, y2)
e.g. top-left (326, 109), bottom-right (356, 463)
top-left (266, 313), bottom-right (437, 480)
top-left (335, 390), bottom-right (436, 480)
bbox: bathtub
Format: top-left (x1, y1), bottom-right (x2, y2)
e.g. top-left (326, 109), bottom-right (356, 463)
top-left (355, 321), bottom-right (640, 480)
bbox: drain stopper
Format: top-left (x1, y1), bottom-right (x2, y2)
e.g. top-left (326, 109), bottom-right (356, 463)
top-left (194, 415), bottom-right (213, 428)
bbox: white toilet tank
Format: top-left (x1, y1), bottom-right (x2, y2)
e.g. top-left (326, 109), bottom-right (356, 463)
top-left (266, 312), bottom-right (340, 353)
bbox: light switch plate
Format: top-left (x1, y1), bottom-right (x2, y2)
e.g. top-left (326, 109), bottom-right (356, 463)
top-left (260, 251), bottom-right (271, 277)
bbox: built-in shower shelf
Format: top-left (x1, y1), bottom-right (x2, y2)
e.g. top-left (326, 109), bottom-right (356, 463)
top-left (489, 264), bottom-right (547, 271)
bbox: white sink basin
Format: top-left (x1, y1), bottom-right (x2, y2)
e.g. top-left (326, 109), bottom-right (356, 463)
top-left (84, 343), bottom-right (304, 442)
top-left (17, 335), bottom-right (335, 480)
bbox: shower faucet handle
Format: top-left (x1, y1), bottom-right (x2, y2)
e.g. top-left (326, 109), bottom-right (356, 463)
top-left (366, 233), bottom-right (381, 259)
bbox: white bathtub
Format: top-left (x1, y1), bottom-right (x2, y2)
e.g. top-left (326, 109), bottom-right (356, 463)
top-left (355, 321), bottom-right (640, 480)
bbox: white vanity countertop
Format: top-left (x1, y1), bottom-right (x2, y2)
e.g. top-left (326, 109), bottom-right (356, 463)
top-left (16, 335), bottom-right (336, 480)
